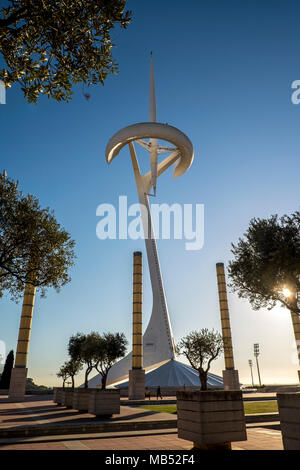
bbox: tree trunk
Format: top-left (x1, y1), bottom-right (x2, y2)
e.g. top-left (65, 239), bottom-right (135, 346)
top-left (84, 368), bottom-right (90, 389)
top-left (101, 373), bottom-right (107, 390)
top-left (199, 370), bottom-right (208, 391)
top-left (71, 375), bottom-right (75, 390)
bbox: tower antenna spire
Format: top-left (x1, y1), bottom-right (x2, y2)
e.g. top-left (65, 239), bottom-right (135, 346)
top-left (149, 52), bottom-right (158, 195)
top-left (149, 51), bottom-right (157, 123)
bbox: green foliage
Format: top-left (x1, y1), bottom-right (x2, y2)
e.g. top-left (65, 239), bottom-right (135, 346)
top-left (57, 358), bottom-right (82, 388)
top-left (68, 331), bottom-right (127, 389)
top-left (0, 349), bottom-right (14, 389)
top-left (228, 212), bottom-right (300, 313)
top-left (177, 329), bottom-right (223, 390)
top-left (26, 377), bottom-right (52, 393)
top-left (68, 332), bottom-right (86, 362)
top-left (0, 173), bottom-right (75, 300)
top-left (57, 362), bottom-right (69, 387)
top-left (68, 332), bottom-right (100, 388)
top-left (63, 358), bottom-right (82, 388)
top-left (0, 0), bottom-right (131, 103)
top-left (94, 332), bottom-right (128, 389)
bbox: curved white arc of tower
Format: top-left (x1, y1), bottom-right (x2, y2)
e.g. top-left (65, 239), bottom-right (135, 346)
top-left (106, 122), bottom-right (194, 178)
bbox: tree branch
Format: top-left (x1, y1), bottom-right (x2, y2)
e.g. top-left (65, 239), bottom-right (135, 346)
top-left (0, 7), bottom-right (26, 28)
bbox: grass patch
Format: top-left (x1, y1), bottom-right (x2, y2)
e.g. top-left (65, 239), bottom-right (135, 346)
top-left (140, 405), bottom-right (177, 414)
top-left (243, 401), bottom-right (278, 414)
top-left (140, 401), bottom-right (278, 415)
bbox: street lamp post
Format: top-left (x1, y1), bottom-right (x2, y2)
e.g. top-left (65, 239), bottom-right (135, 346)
top-left (248, 359), bottom-right (254, 387)
top-left (254, 343), bottom-right (262, 387)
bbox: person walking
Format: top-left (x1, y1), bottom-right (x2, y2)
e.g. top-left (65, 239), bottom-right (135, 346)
top-left (156, 385), bottom-right (163, 400)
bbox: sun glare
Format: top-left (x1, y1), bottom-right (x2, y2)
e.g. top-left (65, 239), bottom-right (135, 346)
top-left (282, 288), bottom-right (291, 298)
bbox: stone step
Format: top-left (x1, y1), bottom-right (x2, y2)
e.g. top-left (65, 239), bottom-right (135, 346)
top-left (121, 396), bottom-right (278, 406)
top-left (0, 418), bottom-right (177, 439)
top-left (0, 428), bottom-right (177, 445)
top-left (0, 411), bottom-right (279, 440)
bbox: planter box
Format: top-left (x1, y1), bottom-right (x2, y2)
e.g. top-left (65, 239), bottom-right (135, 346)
top-left (88, 389), bottom-right (120, 417)
top-left (61, 389), bottom-right (74, 408)
top-left (277, 392), bottom-right (300, 450)
top-left (72, 388), bottom-right (96, 411)
top-left (53, 387), bottom-right (64, 405)
top-left (176, 390), bottom-right (247, 450)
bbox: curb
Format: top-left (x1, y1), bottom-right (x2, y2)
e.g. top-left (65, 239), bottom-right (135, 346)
top-left (0, 418), bottom-right (177, 439)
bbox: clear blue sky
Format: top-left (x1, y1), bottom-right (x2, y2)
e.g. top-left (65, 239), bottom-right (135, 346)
top-left (1, 0), bottom-right (300, 386)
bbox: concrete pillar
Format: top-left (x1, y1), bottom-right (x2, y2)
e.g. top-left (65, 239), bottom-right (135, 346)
top-left (216, 263), bottom-right (240, 391)
top-left (9, 283), bottom-right (36, 401)
top-left (290, 310), bottom-right (300, 382)
top-left (129, 252), bottom-right (145, 400)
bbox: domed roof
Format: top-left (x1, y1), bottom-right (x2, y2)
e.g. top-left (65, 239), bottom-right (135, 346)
top-left (115, 359), bottom-right (223, 389)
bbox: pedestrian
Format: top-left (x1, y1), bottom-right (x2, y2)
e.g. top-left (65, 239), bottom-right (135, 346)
top-left (145, 387), bottom-right (151, 400)
top-left (156, 385), bottom-right (162, 400)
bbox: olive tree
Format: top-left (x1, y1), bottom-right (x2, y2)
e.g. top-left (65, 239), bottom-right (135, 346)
top-left (63, 359), bottom-right (82, 389)
top-left (94, 332), bottom-right (127, 389)
top-left (228, 212), bottom-right (300, 315)
top-left (0, 173), bottom-right (75, 300)
top-left (68, 331), bottom-right (127, 389)
top-left (0, 0), bottom-right (131, 103)
top-left (177, 329), bottom-right (223, 391)
top-left (57, 363), bottom-right (69, 388)
top-left (68, 332), bottom-right (100, 388)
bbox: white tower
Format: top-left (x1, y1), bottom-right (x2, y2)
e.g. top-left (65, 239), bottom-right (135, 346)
top-left (91, 55), bottom-right (194, 387)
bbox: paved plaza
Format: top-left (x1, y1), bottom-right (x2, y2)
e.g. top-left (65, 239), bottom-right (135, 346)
top-left (0, 395), bottom-right (283, 450)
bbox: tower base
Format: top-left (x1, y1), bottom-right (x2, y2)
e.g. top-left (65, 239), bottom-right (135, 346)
top-left (222, 369), bottom-right (240, 391)
top-left (128, 369), bottom-right (145, 400)
top-left (9, 368), bottom-right (27, 401)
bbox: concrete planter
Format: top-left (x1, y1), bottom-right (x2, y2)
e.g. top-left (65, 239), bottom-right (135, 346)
top-left (72, 388), bottom-right (93, 411)
top-left (61, 389), bottom-right (74, 408)
top-left (88, 389), bottom-right (120, 417)
top-left (53, 387), bottom-right (64, 405)
top-left (277, 392), bottom-right (300, 450)
top-left (176, 390), bottom-right (247, 450)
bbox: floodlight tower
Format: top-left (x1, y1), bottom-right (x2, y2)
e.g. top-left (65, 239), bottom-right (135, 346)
top-left (105, 54), bottom-right (194, 382)
top-left (254, 343), bottom-right (262, 387)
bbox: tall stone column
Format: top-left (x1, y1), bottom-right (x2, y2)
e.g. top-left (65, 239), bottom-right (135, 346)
top-left (290, 310), bottom-right (300, 382)
top-left (129, 252), bottom-right (145, 399)
top-left (216, 263), bottom-right (240, 390)
top-left (9, 283), bottom-right (36, 401)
